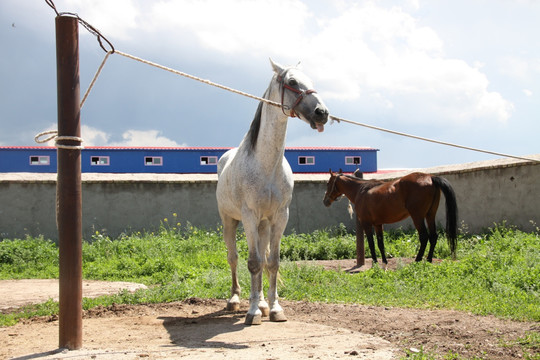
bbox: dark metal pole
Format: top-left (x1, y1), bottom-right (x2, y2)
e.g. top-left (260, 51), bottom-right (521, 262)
top-left (55, 15), bottom-right (82, 350)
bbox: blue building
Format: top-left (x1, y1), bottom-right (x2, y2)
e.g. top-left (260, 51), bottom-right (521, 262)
top-left (0, 146), bottom-right (378, 174)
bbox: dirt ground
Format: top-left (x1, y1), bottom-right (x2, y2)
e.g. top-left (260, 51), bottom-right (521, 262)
top-left (1, 259), bottom-right (538, 359)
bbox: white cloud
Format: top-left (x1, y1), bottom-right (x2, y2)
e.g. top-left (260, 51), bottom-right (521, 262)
top-left (523, 89), bottom-right (533, 97)
top-left (82, 125), bottom-right (110, 146)
top-left (64, 0), bottom-right (141, 41)
top-left (299, 3), bottom-right (513, 124)
top-left (23, 0), bottom-right (515, 127)
top-left (499, 56), bottom-right (540, 82)
top-left (146, 0), bottom-right (311, 55)
top-left (109, 129), bottom-right (185, 147)
top-left (144, 0), bottom-right (514, 125)
top-left (82, 126), bottom-right (184, 147)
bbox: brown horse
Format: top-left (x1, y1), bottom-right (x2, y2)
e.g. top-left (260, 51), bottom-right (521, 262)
top-left (323, 170), bottom-right (458, 264)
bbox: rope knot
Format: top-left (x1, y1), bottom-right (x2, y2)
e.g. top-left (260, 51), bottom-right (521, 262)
top-left (35, 130), bottom-right (84, 150)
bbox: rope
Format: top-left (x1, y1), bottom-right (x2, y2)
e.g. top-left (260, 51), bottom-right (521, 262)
top-left (114, 51), bottom-right (283, 110)
top-left (80, 51), bottom-right (112, 109)
top-left (329, 115), bottom-right (538, 163)
top-left (33, 50), bottom-right (110, 147)
top-left (36, 0), bottom-right (111, 148)
top-left (116, 50), bottom-right (538, 163)
top-left (35, 130), bottom-right (84, 150)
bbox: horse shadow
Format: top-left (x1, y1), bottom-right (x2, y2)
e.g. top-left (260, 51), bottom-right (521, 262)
top-left (158, 306), bottom-right (249, 350)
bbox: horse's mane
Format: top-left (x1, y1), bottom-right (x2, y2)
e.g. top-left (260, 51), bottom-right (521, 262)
top-left (341, 173), bottom-right (384, 192)
top-left (245, 68), bottom-right (294, 152)
top-left (247, 100), bottom-right (263, 151)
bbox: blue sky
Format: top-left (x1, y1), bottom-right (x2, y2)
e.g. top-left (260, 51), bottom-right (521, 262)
top-left (1, 0), bottom-right (538, 168)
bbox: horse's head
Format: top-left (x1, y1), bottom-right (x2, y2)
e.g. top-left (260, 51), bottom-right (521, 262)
top-left (270, 59), bottom-right (329, 132)
top-left (323, 169), bottom-right (344, 207)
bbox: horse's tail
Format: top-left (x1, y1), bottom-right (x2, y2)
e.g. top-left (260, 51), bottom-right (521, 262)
top-left (431, 176), bottom-right (458, 259)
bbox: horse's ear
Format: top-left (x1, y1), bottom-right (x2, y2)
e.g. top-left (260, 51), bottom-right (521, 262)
top-left (270, 58), bottom-right (285, 74)
top-left (339, 168), bottom-right (343, 173)
top-left (329, 168), bottom-right (332, 174)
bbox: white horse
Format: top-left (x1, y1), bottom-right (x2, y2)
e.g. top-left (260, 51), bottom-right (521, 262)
top-left (216, 59), bottom-right (329, 325)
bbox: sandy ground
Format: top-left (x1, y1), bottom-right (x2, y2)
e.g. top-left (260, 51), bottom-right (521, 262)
top-left (1, 259), bottom-right (538, 359)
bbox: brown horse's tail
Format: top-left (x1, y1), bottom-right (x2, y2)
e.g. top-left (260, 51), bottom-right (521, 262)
top-left (431, 176), bottom-right (458, 259)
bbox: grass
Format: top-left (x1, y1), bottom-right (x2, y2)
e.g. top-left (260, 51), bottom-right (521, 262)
top-left (0, 220), bottom-right (539, 331)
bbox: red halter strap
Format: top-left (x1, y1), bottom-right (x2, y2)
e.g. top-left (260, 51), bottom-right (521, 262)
top-left (277, 71), bottom-right (317, 118)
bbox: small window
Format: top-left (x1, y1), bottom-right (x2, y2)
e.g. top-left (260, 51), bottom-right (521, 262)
top-left (345, 156), bottom-right (361, 165)
top-left (298, 156), bottom-right (315, 165)
top-left (91, 156), bottom-right (110, 166)
top-left (30, 155), bottom-right (50, 165)
top-left (200, 156), bottom-right (218, 165)
top-left (145, 156), bottom-right (163, 166)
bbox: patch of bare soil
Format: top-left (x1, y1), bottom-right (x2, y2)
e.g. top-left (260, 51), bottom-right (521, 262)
top-left (0, 262), bottom-right (538, 360)
top-left (297, 257), bottom-right (443, 272)
top-left (0, 279), bottom-right (147, 311)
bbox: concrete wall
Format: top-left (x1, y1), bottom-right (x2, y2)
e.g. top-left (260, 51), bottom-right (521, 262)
top-left (0, 155), bottom-right (538, 241)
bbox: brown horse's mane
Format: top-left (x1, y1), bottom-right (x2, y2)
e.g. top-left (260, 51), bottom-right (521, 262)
top-left (340, 173), bottom-right (384, 192)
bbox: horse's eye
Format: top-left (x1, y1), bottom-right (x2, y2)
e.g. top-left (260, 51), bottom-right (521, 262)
top-left (288, 78), bottom-right (298, 86)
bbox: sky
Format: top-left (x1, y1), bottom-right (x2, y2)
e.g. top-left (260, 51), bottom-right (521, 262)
top-left (1, 0), bottom-right (538, 169)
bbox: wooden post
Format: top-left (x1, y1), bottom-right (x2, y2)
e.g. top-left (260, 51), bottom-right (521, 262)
top-left (55, 15), bottom-right (83, 350)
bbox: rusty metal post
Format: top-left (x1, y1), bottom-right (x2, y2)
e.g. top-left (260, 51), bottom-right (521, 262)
top-left (355, 218), bottom-right (365, 267)
top-left (55, 15), bottom-right (82, 350)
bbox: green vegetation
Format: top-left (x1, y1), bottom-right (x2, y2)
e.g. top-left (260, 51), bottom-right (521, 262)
top-left (1, 220), bottom-right (538, 331)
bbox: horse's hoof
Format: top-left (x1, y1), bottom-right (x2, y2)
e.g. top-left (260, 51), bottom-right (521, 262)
top-left (226, 302), bottom-right (240, 312)
top-left (244, 313), bottom-right (262, 325)
top-left (269, 311), bottom-right (287, 322)
top-left (259, 306), bottom-right (270, 317)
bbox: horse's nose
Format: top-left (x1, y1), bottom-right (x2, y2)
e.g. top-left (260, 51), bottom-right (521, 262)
top-left (315, 107), bottom-right (328, 116)
top-left (323, 197), bottom-right (331, 207)
top-left (315, 106), bottom-right (329, 122)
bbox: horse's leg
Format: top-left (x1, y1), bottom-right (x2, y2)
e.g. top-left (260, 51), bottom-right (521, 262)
top-left (412, 217), bottom-right (429, 262)
top-left (242, 210), bottom-right (264, 325)
top-left (363, 223), bottom-right (378, 266)
top-left (426, 214), bottom-right (438, 263)
top-left (256, 219), bottom-right (271, 317)
top-left (266, 209), bottom-right (288, 322)
top-left (425, 189), bottom-right (441, 263)
top-left (374, 224), bottom-right (388, 268)
top-left (222, 215), bottom-right (241, 311)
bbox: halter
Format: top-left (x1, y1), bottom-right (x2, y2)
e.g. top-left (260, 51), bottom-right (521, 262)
top-left (277, 69), bottom-right (317, 118)
top-left (325, 173), bottom-right (344, 203)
